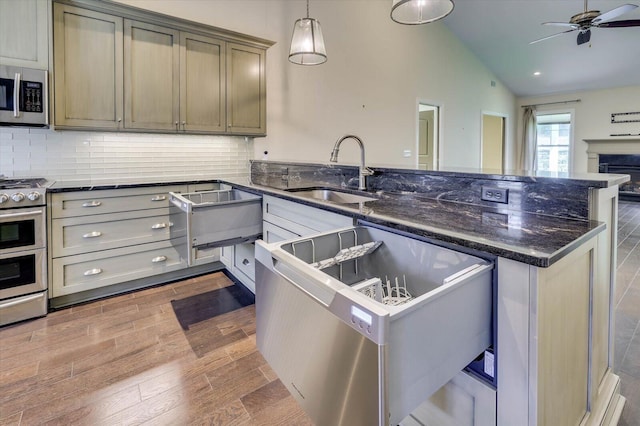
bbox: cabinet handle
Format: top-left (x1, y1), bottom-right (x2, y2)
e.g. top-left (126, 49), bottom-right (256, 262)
top-left (13, 72), bottom-right (20, 117)
top-left (242, 258), bottom-right (250, 266)
top-left (150, 195), bottom-right (166, 202)
top-left (175, 121), bottom-right (179, 131)
top-left (151, 223), bottom-right (167, 230)
top-left (152, 256), bottom-right (167, 263)
top-left (82, 231), bottom-right (102, 238)
top-left (82, 201), bottom-right (102, 207)
top-left (181, 121), bottom-right (186, 131)
top-left (84, 268), bottom-right (102, 276)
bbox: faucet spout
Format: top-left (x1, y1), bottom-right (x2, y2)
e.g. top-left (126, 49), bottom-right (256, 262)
top-left (330, 135), bottom-right (373, 191)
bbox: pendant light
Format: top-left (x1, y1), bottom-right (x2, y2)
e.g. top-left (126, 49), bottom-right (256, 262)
top-left (391, 0), bottom-right (454, 25)
top-left (289, 0), bottom-right (327, 65)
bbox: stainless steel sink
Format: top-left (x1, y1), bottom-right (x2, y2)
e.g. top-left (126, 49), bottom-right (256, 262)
top-left (287, 188), bottom-right (378, 204)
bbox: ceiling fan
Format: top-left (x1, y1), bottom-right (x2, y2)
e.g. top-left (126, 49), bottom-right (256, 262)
top-left (530, 0), bottom-right (640, 45)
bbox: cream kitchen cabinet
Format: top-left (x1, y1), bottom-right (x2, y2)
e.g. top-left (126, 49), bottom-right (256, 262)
top-left (51, 0), bottom-right (271, 135)
top-left (48, 184), bottom-right (221, 306)
top-left (53, 3), bottom-right (124, 130)
top-left (0, 0), bottom-right (50, 69)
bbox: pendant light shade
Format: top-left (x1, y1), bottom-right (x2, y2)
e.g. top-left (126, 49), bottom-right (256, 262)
top-left (289, 0), bottom-right (327, 65)
top-left (391, 0), bottom-right (454, 25)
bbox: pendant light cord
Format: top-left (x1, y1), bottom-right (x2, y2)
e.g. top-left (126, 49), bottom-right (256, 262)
top-left (306, 0), bottom-right (310, 18)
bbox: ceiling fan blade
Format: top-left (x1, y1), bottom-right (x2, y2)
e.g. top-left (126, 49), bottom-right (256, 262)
top-left (597, 19), bottom-right (640, 27)
top-left (529, 28), bottom-right (577, 44)
top-left (542, 21), bottom-right (580, 29)
top-left (592, 4), bottom-right (638, 23)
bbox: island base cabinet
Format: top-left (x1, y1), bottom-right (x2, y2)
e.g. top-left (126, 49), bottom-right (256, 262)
top-left (497, 235), bottom-right (624, 426)
top-left (400, 371), bottom-right (496, 426)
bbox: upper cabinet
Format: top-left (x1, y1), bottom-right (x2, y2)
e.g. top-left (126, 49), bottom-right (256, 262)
top-left (53, 5), bottom-right (123, 130)
top-left (0, 0), bottom-right (50, 69)
top-left (51, 0), bottom-right (273, 136)
top-left (227, 43), bottom-right (266, 135)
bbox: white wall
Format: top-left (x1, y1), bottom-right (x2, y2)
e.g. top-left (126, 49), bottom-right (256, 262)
top-left (113, 0), bottom-right (517, 170)
top-left (517, 85), bottom-right (640, 173)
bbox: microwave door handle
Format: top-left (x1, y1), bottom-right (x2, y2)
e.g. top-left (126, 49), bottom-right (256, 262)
top-left (13, 72), bottom-right (20, 118)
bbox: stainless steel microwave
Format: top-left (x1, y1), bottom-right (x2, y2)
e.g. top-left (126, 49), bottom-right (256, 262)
top-left (0, 65), bottom-right (48, 127)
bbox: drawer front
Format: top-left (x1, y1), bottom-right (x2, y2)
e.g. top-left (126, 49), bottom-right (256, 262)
top-left (263, 220), bottom-right (300, 244)
top-left (51, 185), bottom-right (188, 218)
top-left (234, 242), bottom-right (255, 281)
top-left (51, 241), bottom-right (185, 297)
top-left (263, 195), bottom-right (353, 235)
top-left (51, 208), bottom-right (173, 257)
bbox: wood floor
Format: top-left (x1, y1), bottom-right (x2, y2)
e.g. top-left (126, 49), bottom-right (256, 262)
top-left (0, 273), bottom-right (312, 425)
top-left (615, 200), bottom-right (640, 426)
top-left (1, 201), bottom-right (639, 425)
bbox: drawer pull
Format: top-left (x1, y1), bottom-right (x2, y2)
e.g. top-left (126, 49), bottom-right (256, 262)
top-left (82, 231), bottom-right (102, 238)
top-left (82, 201), bottom-right (102, 207)
top-left (84, 268), bottom-right (103, 276)
top-left (152, 256), bottom-right (167, 263)
top-left (151, 223), bottom-right (167, 230)
top-left (242, 258), bottom-right (250, 266)
top-left (151, 195), bottom-right (167, 202)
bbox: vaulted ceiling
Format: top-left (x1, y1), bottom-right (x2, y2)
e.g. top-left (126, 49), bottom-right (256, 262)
top-left (443, 0), bottom-right (640, 97)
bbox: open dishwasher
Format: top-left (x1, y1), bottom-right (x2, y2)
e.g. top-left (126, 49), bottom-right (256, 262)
top-left (255, 222), bottom-right (494, 426)
top-left (169, 188), bottom-right (262, 266)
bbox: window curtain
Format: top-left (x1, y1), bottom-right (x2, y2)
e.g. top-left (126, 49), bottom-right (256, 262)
top-left (520, 107), bottom-right (537, 171)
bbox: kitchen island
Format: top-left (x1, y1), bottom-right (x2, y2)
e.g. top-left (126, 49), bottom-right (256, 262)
top-left (47, 162), bottom-right (629, 425)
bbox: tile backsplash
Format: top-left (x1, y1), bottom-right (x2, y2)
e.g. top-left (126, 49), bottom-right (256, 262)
top-left (0, 127), bottom-right (253, 182)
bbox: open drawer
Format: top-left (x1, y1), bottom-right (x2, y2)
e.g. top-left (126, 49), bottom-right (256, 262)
top-left (169, 189), bottom-right (262, 266)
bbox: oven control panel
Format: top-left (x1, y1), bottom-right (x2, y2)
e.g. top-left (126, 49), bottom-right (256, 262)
top-left (0, 190), bottom-right (46, 208)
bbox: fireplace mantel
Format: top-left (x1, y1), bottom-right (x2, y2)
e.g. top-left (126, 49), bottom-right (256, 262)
top-left (584, 139), bottom-right (640, 172)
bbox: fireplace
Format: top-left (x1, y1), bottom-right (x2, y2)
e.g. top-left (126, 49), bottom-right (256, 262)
top-left (599, 154), bottom-right (640, 201)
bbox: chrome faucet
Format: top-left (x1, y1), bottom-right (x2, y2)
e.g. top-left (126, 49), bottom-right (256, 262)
top-left (330, 135), bottom-right (374, 191)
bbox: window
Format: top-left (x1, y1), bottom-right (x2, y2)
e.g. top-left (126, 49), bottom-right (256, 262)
top-left (536, 113), bottom-right (572, 173)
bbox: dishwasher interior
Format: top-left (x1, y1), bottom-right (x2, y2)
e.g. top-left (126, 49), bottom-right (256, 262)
top-left (255, 222), bottom-right (495, 425)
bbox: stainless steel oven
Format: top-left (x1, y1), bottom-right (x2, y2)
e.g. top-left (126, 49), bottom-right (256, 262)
top-left (0, 178), bottom-right (49, 326)
top-left (0, 65), bottom-right (48, 127)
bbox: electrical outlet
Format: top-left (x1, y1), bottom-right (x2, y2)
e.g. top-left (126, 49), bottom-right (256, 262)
top-left (481, 186), bottom-right (508, 204)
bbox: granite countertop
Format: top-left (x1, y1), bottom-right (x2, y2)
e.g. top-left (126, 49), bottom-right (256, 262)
top-left (223, 178), bottom-right (605, 268)
top-left (47, 175), bottom-right (606, 268)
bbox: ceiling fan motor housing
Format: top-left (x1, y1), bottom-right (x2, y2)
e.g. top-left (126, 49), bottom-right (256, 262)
top-left (570, 10), bottom-right (601, 27)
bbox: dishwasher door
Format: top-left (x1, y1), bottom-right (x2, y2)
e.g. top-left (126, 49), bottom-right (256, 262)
top-left (255, 224), bottom-right (493, 426)
top-left (169, 189), bottom-right (262, 266)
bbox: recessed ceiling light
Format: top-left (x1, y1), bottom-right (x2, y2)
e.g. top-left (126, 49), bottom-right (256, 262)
top-left (533, 71), bottom-right (541, 76)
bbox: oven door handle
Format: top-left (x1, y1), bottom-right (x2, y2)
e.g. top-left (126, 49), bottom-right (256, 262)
top-left (0, 292), bottom-right (45, 309)
top-left (0, 209), bottom-right (43, 219)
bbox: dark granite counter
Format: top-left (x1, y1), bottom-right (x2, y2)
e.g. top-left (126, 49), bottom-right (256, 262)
top-left (225, 177), bottom-right (604, 268)
top-left (47, 161), bottom-right (623, 267)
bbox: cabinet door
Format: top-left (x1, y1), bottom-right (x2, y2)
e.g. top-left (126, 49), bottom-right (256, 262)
top-left (0, 0), bottom-right (49, 69)
top-left (124, 20), bottom-right (179, 131)
top-left (180, 32), bottom-right (226, 133)
top-left (226, 43), bottom-right (266, 135)
top-left (53, 4), bottom-right (123, 129)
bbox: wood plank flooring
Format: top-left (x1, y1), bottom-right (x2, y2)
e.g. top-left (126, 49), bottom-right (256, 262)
top-left (2, 201), bottom-right (639, 425)
top-left (615, 200), bottom-right (640, 426)
top-left (0, 273), bottom-right (312, 425)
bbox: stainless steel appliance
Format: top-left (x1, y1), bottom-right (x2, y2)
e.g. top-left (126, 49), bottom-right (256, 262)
top-left (169, 189), bottom-right (262, 266)
top-left (0, 65), bottom-right (48, 127)
top-left (0, 177), bottom-right (50, 326)
top-left (255, 223), bottom-right (494, 425)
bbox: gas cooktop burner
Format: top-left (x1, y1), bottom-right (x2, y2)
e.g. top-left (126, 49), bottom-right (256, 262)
top-left (0, 177), bottom-right (49, 190)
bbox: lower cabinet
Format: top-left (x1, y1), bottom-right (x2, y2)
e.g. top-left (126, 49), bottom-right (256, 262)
top-left (48, 184), bottom-right (221, 304)
top-left (51, 240), bottom-right (184, 297)
top-left (400, 371), bottom-right (496, 426)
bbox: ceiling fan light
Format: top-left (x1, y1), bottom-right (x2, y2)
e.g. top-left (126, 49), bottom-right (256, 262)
top-left (391, 0), bottom-right (454, 25)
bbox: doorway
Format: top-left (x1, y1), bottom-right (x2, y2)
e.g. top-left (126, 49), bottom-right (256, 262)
top-left (481, 113), bottom-right (506, 173)
top-left (418, 103), bottom-right (439, 170)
